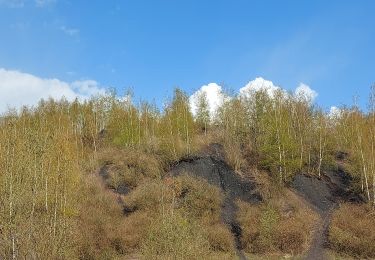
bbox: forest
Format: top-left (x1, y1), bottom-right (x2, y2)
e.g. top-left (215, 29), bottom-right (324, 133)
top-left (0, 85), bottom-right (375, 259)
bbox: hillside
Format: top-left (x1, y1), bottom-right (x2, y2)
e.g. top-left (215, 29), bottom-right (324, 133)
top-left (1, 88), bottom-right (375, 259)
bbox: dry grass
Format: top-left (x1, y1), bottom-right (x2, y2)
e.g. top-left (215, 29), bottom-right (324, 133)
top-left (132, 180), bottom-right (235, 259)
top-left (238, 189), bottom-right (318, 256)
top-left (121, 174), bottom-right (236, 257)
top-left (223, 139), bottom-right (246, 173)
top-left (77, 176), bottom-right (132, 259)
top-left (170, 174), bottom-right (223, 220)
top-left (98, 147), bottom-right (162, 189)
top-left (329, 203), bottom-right (375, 258)
top-left (171, 175), bottom-right (235, 255)
top-left (140, 210), bottom-right (211, 260)
top-left (77, 176), bottom-right (155, 259)
top-left (124, 179), bottom-right (167, 212)
top-left (204, 224), bottom-right (235, 252)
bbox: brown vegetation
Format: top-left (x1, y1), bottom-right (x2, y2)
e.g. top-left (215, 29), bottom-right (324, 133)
top-left (329, 203), bottom-right (375, 258)
top-left (238, 189), bottom-right (318, 256)
top-left (1, 85), bottom-right (375, 259)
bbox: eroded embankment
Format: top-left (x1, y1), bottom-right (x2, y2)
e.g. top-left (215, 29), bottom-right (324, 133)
top-left (169, 146), bottom-right (261, 260)
top-left (98, 146), bottom-right (261, 259)
top-left (292, 166), bottom-right (361, 260)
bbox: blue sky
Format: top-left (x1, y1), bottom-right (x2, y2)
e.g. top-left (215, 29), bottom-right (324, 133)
top-left (0, 0), bottom-right (374, 110)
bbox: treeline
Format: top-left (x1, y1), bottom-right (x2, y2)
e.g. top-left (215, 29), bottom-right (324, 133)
top-left (0, 101), bottom-right (83, 258)
top-left (0, 86), bottom-right (375, 258)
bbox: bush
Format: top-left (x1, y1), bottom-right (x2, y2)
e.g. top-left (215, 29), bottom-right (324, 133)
top-left (77, 176), bottom-right (130, 259)
top-left (124, 179), bottom-right (168, 212)
top-left (223, 139), bottom-right (245, 173)
top-left (172, 175), bottom-right (235, 254)
top-left (257, 205), bottom-right (280, 251)
top-left (98, 147), bottom-right (162, 189)
top-left (238, 189), bottom-right (317, 255)
top-left (171, 174), bottom-right (223, 220)
top-left (140, 211), bottom-right (211, 260)
top-left (205, 224), bottom-right (235, 253)
top-left (124, 174), bottom-right (236, 255)
top-left (121, 211), bottom-right (152, 251)
top-left (329, 203), bottom-right (375, 258)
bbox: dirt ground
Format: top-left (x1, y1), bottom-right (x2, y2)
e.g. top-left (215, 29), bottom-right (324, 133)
top-left (292, 165), bottom-right (361, 260)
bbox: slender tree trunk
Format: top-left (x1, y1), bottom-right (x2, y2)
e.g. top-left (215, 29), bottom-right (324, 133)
top-left (318, 128), bottom-right (323, 178)
top-left (360, 146), bottom-right (371, 201)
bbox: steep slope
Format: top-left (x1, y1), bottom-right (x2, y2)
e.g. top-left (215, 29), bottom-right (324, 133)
top-left (292, 166), bottom-right (361, 260)
top-left (169, 144), bottom-right (261, 260)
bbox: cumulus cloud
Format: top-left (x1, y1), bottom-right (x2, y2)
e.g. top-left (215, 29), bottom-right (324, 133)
top-left (294, 83), bottom-right (318, 102)
top-left (328, 106), bottom-right (342, 119)
top-left (189, 83), bottom-right (227, 118)
top-left (239, 77), bottom-right (281, 98)
top-left (0, 68), bottom-right (106, 113)
top-left (189, 77), bottom-right (319, 118)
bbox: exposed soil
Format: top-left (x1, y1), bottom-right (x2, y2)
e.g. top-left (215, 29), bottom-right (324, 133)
top-left (292, 165), bottom-right (361, 260)
top-left (99, 164), bottom-right (131, 195)
top-left (169, 143), bottom-right (261, 260)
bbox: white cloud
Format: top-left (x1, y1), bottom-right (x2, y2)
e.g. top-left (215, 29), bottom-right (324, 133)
top-left (60, 26), bottom-right (79, 37)
top-left (239, 77), bottom-right (281, 99)
top-left (189, 83), bottom-right (227, 118)
top-left (328, 106), bottom-right (342, 119)
top-left (239, 78), bottom-right (318, 103)
top-left (0, 68), bottom-right (106, 113)
top-left (189, 77), bottom-right (319, 118)
top-left (294, 83), bottom-right (318, 102)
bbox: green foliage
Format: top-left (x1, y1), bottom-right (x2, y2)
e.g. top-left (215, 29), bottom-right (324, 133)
top-left (2, 83), bottom-right (375, 258)
top-left (258, 205), bottom-right (280, 250)
top-left (0, 100), bottom-right (82, 259)
top-left (194, 91), bottom-right (210, 134)
top-left (160, 88), bottom-right (196, 159)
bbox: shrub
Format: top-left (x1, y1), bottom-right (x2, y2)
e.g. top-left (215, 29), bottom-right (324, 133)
top-left (140, 211), bottom-right (211, 260)
top-left (172, 174), bottom-right (223, 220)
top-left (223, 139), bottom-right (245, 173)
top-left (329, 203), bottom-right (375, 258)
top-left (77, 176), bottom-right (130, 259)
top-left (121, 211), bottom-right (152, 251)
top-left (238, 189), bottom-right (317, 255)
top-left (124, 179), bottom-right (172, 213)
top-left (98, 147), bottom-right (162, 189)
top-left (205, 224), bottom-right (235, 253)
top-left (124, 174), bottom-right (235, 255)
top-left (257, 205), bottom-right (280, 251)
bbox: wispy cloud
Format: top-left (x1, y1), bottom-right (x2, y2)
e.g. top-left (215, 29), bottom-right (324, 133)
top-left (60, 25), bottom-right (79, 37)
top-left (0, 0), bottom-right (56, 8)
top-left (0, 0), bottom-right (25, 8)
top-left (35, 0), bottom-right (56, 7)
